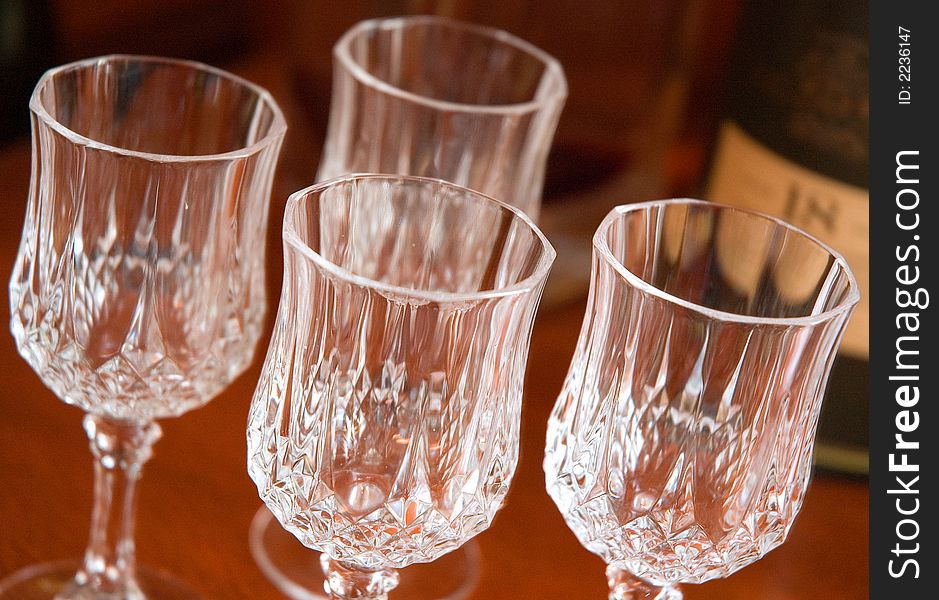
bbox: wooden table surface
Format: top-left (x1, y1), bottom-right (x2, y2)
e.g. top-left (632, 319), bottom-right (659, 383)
top-left (0, 57), bottom-right (868, 600)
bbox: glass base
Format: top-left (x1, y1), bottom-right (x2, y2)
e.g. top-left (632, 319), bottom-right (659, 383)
top-left (249, 507), bottom-right (480, 600)
top-left (0, 560), bottom-right (201, 599)
top-left (606, 566), bottom-right (682, 600)
top-left (609, 585), bottom-right (682, 600)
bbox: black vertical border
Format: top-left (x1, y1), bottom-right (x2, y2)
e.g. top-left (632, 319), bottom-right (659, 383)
top-left (870, 1), bottom-right (936, 597)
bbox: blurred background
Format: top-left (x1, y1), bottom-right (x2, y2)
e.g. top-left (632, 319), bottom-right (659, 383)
top-left (0, 0), bottom-right (739, 195)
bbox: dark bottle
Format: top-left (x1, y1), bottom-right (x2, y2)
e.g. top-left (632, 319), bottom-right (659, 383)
top-left (705, 0), bottom-right (869, 473)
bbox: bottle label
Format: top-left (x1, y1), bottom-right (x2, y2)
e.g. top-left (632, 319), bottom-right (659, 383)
top-left (707, 122), bottom-right (869, 358)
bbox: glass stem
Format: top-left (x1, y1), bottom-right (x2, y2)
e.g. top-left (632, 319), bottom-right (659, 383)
top-left (606, 565), bottom-right (683, 600)
top-left (321, 555), bottom-right (400, 600)
top-left (65, 414), bottom-right (162, 598)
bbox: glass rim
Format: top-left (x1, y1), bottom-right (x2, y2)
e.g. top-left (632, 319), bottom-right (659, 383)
top-left (29, 54), bottom-right (288, 163)
top-left (333, 15), bottom-right (568, 116)
top-left (283, 173), bottom-right (557, 303)
top-left (593, 198), bottom-right (862, 326)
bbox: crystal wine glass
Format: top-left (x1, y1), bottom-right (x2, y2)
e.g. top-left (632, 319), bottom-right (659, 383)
top-left (247, 174), bottom-right (554, 600)
top-left (249, 17), bottom-right (565, 599)
top-left (544, 199), bottom-right (860, 599)
top-left (316, 15), bottom-right (567, 220)
top-left (4, 55), bottom-right (285, 599)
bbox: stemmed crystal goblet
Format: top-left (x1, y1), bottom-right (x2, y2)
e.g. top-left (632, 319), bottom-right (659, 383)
top-left (316, 15), bottom-right (567, 220)
top-left (247, 174), bottom-right (555, 600)
top-left (4, 55), bottom-right (285, 599)
top-left (249, 16), bottom-right (565, 600)
top-left (544, 199), bottom-right (860, 599)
